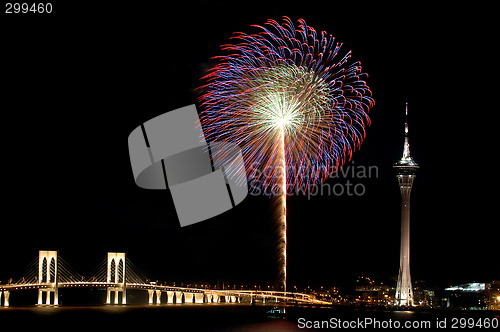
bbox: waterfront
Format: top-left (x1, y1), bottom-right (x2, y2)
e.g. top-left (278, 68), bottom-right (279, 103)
top-left (1, 304), bottom-right (498, 331)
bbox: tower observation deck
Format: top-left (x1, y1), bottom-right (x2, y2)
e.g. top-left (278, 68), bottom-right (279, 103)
top-left (393, 103), bottom-right (419, 306)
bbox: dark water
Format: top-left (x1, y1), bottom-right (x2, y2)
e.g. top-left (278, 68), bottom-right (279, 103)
top-left (1, 304), bottom-right (499, 331)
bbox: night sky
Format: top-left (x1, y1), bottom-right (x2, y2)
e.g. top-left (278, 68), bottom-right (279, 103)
top-left (1, 2), bottom-right (497, 290)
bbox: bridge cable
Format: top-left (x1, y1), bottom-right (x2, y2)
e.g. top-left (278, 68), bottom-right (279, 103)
top-left (85, 258), bottom-right (108, 283)
top-left (57, 256), bottom-right (84, 283)
top-left (125, 258), bottom-right (148, 284)
top-left (13, 257), bottom-right (39, 284)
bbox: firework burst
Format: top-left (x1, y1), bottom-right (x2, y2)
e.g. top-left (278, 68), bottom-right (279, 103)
top-left (198, 17), bottom-right (374, 292)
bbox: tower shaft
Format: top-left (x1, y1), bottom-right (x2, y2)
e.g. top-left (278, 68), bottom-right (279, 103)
top-left (395, 174), bottom-right (415, 306)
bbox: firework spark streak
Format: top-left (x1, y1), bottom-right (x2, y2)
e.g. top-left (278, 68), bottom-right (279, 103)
top-left (198, 17), bottom-right (374, 292)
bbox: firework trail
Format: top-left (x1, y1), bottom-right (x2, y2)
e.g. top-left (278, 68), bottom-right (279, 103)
top-left (198, 17), bottom-right (374, 292)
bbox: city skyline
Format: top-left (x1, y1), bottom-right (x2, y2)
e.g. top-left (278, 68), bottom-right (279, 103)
top-left (1, 2), bottom-right (497, 293)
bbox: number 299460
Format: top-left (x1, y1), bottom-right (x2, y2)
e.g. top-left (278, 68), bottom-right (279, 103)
top-left (5, 3), bottom-right (52, 14)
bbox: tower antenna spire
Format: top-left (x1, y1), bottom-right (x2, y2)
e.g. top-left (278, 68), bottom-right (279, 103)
top-left (405, 102), bottom-right (408, 135)
top-left (401, 102), bottom-right (414, 163)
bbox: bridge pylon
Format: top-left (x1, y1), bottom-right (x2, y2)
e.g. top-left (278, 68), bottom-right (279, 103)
top-left (148, 290), bottom-right (162, 304)
top-left (1, 291), bottom-right (10, 306)
top-left (37, 250), bottom-right (58, 306)
top-left (106, 252), bottom-right (126, 305)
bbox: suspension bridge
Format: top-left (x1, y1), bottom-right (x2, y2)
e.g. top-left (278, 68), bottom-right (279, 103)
top-left (0, 250), bottom-right (329, 307)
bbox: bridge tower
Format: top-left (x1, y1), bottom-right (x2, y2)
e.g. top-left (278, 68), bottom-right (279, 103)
top-left (106, 252), bottom-right (126, 304)
top-left (37, 250), bottom-right (58, 305)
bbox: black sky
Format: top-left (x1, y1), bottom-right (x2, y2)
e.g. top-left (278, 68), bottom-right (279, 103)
top-left (1, 2), bottom-right (498, 290)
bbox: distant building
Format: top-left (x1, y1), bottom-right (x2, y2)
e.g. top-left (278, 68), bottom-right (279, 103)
top-left (422, 289), bottom-right (437, 307)
top-left (412, 280), bottom-right (438, 307)
top-left (315, 287), bottom-right (340, 302)
top-left (354, 276), bottom-right (391, 305)
top-left (442, 282), bottom-right (500, 310)
top-left (487, 281), bottom-right (500, 310)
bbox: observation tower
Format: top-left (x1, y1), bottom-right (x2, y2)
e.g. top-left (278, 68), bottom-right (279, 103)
top-left (393, 103), bottom-right (419, 306)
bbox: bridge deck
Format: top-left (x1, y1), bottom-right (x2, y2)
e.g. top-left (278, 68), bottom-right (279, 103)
top-left (1, 282), bottom-right (329, 305)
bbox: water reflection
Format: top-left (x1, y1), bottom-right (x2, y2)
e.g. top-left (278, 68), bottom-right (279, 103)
top-left (1, 305), bottom-right (498, 332)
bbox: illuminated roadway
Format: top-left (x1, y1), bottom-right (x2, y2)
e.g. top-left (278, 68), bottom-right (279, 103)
top-left (0, 282), bottom-right (330, 305)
